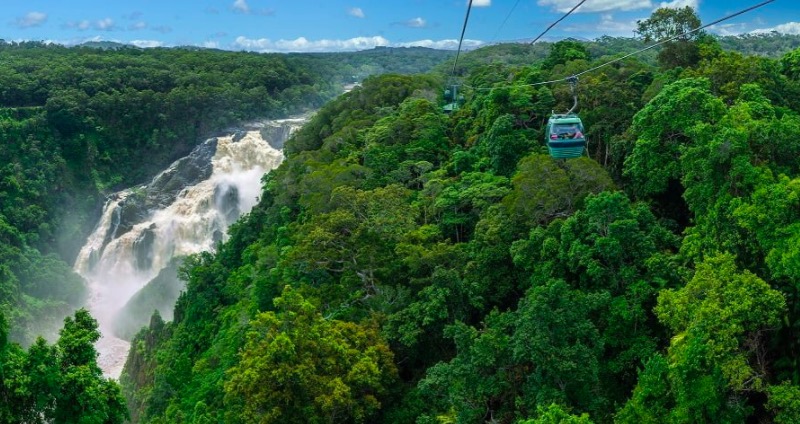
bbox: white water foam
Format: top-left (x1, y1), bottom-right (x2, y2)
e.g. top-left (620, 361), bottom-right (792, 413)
top-left (74, 121), bottom-right (302, 378)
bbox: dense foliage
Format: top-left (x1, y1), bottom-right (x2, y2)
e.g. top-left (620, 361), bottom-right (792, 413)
top-left (120, 12), bottom-right (800, 423)
top-left (440, 32), bottom-right (800, 75)
top-left (0, 309), bottom-right (128, 423)
top-left (0, 41), bottom-right (448, 346)
top-left (6, 8), bottom-right (800, 421)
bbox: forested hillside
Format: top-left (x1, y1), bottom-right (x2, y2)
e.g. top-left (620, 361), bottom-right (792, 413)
top-left (0, 40), bottom-right (454, 423)
top-left (0, 41), bottom-right (451, 348)
top-left (442, 32), bottom-right (800, 73)
top-left (4, 7), bottom-right (800, 421)
top-left (119, 13), bottom-right (800, 424)
top-left (0, 309), bottom-right (128, 422)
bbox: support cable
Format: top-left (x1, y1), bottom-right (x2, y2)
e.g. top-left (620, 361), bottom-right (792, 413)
top-left (451, 0), bottom-right (475, 76)
top-left (466, 0), bottom-right (776, 91)
top-left (530, 0), bottom-right (588, 45)
top-left (489, 0), bottom-right (523, 44)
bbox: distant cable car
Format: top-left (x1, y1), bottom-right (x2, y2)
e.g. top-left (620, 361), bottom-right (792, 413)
top-left (545, 76), bottom-right (586, 159)
top-left (443, 84), bottom-right (464, 113)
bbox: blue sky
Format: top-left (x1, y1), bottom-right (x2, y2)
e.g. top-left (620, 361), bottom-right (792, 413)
top-left (3, 0), bottom-right (798, 52)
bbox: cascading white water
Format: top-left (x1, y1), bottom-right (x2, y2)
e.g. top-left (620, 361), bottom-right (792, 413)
top-left (74, 118), bottom-right (304, 378)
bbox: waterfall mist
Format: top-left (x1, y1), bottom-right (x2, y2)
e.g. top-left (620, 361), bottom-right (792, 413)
top-left (73, 119), bottom-right (304, 377)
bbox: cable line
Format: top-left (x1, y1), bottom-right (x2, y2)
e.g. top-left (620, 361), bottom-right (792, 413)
top-left (467, 0), bottom-right (776, 91)
top-left (573, 0), bottom-right (776, 78)
top-left (452, 0), bottom-right (475, 76)
top-left (530, 0), bottom-right (588, 45)
top-left (489, 0), bottom-right (523, 44)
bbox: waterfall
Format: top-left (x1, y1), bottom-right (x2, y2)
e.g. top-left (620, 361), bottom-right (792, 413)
top-left (74, 118), bottom-right (305, 378)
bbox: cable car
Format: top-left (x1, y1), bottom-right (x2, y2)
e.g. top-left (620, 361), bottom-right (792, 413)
top-left (545, 76), bottom-right (586, 159)
top-left (545, 113), bottom-right (586, 159)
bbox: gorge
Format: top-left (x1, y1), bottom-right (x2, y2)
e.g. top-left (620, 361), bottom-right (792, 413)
top-left (73, 118), bottom-right (305, 377)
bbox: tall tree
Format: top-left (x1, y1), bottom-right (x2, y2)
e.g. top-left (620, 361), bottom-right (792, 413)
top-left (224, 287), bottom-right (396, 424)
top-left (53, 309), bottom-right (128, 424)
top-left (618, 254), bottom-right (785, 422)
top-left (0, 309), bottom-right (127, 424)
top-left (782, 48), bottom-right (800, 80)
top-left (543, 40), bottom-right (591, 69)
top-left (636, 6), bottom-right (703, 68)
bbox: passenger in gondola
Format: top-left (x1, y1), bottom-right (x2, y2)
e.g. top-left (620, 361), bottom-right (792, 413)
top-left (555, 125), bottom-right (579, 139)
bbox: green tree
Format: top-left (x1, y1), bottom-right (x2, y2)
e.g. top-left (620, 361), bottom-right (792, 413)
top-left (423, 170), bottom-right (510, 242)
top-left (543, 40), bottom-right (590, 69)
top-left (676, 84), bottom-right (800, 268)
top-left (512, 279), bottom-right (606, 415)
top-left (287, 184), bottom-right (416, 300)
top-left (519, 404), bottom-right (594, 424)
top-left (417, 311), bottom-right (517, 423)
top-left (0, 309), bottom-right (126, 424)
top-left (619, 254), bottom-right (785, 423)
top-left (513, 191), bottom-right (681, 407)
top-left (781, 48), bottom-right (800, 80)
top-left (483, 114), bottom-right (533, 177)
top-left (767, 382), bottom-right (800, 424)
top-left (623, 78), bottom-right (725, 199)
top-left (53, 309), bottom-right (128, 424)
top-left (636, 7), bottom-right (703, 68)
top-left (418, 280), bottom-right (606, 422)
top-left (362, 97), bottom-right (449, 188)
top-left (503, 155), bottom-right (614, 229)
top-left (0, 311), bottom-right (19, 424)
top-left (224, 287), bottom-right (397, 423)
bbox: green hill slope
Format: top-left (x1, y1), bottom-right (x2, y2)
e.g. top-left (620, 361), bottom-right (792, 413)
top-left (121, 32), bottom-right (800, 423)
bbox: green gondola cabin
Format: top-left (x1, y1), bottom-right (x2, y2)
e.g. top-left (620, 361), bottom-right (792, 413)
top-left (545, 113), bottom-right (586, 159)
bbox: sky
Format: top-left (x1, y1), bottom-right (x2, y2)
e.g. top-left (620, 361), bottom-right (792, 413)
top-left (2, 0), bottom-right (798, 52)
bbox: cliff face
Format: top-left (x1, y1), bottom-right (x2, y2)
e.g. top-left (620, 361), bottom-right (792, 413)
top-left (111, 138), bottom-right (218, 245)
top-left (113, 117), bottom-right (306, 421)
top-left (120, 312), bottom-right (171, 424)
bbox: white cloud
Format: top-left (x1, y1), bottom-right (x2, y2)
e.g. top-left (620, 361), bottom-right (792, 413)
top-left (14, 11), bottom-right (48, 28)
top-left (36, 35), bottom-right (101, 46)
top-left (562, 13), bottom-right (636, 35)
top-left (657, 0), bottom-right (698, 10)
top-left (130, 39), bottom-right (164, 48)
top-left (751, 22), bottom-right (800, 35)
top-left (29, 35), bottom-right (165, 49)
top-left (233, 0), bottom-right (250, 13)
top-left (405, 17), bottom-right (427, 28)
top-left (396, 39), bottom-right (484, 49)
top-left (708, 22), bottom-right (748, 36)
top-left (537, 0), bottom-right (650, 13)
top-left (20, 33), bottom-right (487, 54)
top-left (233, 35), bottom-right (485, 52)
top-left (348, 7), bottom-right (365, 18)
top-left (597, 13), bottom-right (637, 33)
top-left (473, 0), bottom-right (492, 7)
top-left (231, 0), bottom-right (274, 16)
top-left (234, 35), bottom-right (391, 52)
top-left (64, 18), bottom-right (117, 31)
top-left (96, 18), bottom-right (115, 31)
